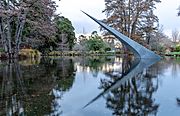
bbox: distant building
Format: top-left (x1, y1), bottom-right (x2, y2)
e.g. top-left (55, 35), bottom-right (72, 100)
top-left (102, 35), bottom-right (122, 51)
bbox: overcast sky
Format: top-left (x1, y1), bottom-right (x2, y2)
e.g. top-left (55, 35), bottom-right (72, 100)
top-left (55, 0), bottom-right (180, 37)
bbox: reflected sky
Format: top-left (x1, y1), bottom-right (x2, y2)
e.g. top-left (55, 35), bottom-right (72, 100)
top-left (153, 58), bottom-right (180, 116)
top-left (0, 57), bottom-right (180, 115)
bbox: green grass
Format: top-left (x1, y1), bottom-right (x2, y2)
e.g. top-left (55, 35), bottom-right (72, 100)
top-left (165, 52), bottom-right (180, 57)
top-left (168, 52), bottom-right (180, 55)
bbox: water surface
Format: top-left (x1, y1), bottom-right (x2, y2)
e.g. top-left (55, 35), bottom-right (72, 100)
top-left (0, 56), bottom-right (180, 116)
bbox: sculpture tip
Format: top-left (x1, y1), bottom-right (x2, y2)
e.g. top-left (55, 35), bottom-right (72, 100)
top-left (81, 10), bottom-right (89, 16)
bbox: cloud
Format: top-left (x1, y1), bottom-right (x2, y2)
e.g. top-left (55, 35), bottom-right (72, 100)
top-left (55, 0), bottom-right (180, 35)
top-left (55, 0), bottom-right (105, 34)
top-left (155, 0), bottom-right (180, 33)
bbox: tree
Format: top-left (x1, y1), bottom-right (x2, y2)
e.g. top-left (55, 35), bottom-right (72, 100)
top-left (172, 29), bottom-right (179, 43)
top-left (21, 0), bottom-right (57, 54)
top-left (85, 32), bottom-right (110, 52)
top-left (147, 25), bottom-right (171, 52)
top-left (0, 0), bottom-right (57, 58)
top-left (178, 5), bottom-right (180, 16)
top-left (103, 0), bottom-right (161, 47)
top-left (0, 0), bottom-right (33, 58)
top-left (54, 16), bottom-right (75, 51)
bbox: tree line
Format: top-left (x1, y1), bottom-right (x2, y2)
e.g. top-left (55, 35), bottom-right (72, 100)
top-left (1, 0), bottom-right (180, 59)
top-left (0, 0), bottom-right (75, 58)
top-left (101, 0), bottom-right (180, 53)
top-left (103, 0), bottom-right (161, 47)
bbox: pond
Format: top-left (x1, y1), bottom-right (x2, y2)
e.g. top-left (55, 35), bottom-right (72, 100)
top-left (0, 56), bottom-right (180, 116)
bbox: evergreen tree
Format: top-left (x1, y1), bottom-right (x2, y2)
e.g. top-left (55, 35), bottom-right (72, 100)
top-left (54, 16), bottom-right (75, 50)
top-left (85, 32), bottom-right (110, 52)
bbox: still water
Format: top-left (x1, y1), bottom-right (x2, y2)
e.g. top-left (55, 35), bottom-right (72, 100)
top-left (0, 56), bottom-right (180, 116)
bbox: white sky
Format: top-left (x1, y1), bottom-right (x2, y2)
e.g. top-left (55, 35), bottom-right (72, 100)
top-left (55, 0), bottom-right (105, 34)
top-left (55, 0), bottom-right (180, 37)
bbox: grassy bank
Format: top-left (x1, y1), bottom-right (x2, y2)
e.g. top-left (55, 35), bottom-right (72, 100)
top-left (164, 52), bottom-right (180, 57)
top-left (48, 51), bottom-right (117, 56)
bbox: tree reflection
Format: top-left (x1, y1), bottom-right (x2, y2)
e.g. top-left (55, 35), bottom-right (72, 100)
top-left (77, 56), bottom-right (116, 77)
top-left (101, 56), bottom-right (161, 115)
top-left (0, 56), bottom-right (173, 115)
top-left (83, 55), bottom-right (160, 115)
top-left (0, 57), bottom-right (76, 115)
top-left (0, 60), bottom-right (26, 115)
top-left (49, 58), bottom-right (75, 115)
top-left (103, 73), bottom-right (159, 115)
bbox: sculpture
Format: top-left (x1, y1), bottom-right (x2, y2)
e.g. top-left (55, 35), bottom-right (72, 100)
top-left (82, 11), bottom-right (161, 108)
top-left (82, 11), bottom-right (161, 59)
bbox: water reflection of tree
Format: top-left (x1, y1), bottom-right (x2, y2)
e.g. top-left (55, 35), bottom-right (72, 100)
top-left (121, 54), bottom-right (134, 75)
top-left (49, 58), bottom-right (75, 116)
top-left (0, 58), bottom-right (76, 115)
top-left (99, 57), bottom-right (160, 116)
top-left (78, 56), bottom-right (114, 77)
top-left (0, 60), bottom-right (26, 115)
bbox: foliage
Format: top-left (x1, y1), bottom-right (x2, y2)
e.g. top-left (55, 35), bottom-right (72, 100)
top-left (85, 33), bottom-right (111, 52)
top-left (54, 16), bottom-right (76, 50)
top-left (148, 26), bottom-right (170, 51)
top-left (19, 49), bottom-right (41, 58)
top-left (172, 29), bottom-right (179, 43)
top-left (19, 58), bottom-right (40, 66)
top-left (38, 37), bottom-right (58, 54)
top-left (103, 0), bottom-right (161, 46)
top-left (78, 56), bottom-right (114, 75)
top-left (156, 44), bottom-right (166, 52)
top-left (48, 51), bottom-right (81, 56)
top-left (0, 0), bottom-right (57, 58)
top-left (168, 52), bottom-right (180, 55)
top-left (57, 75), bottom-right (74, 91)
top-left (24, 0), bottom-right (56, 39)
top-left (0, 48), bottom-right (4, 52)
top-left (23, 0), bottom-right (57, 53)
top-left (73, 43), bottom-right (87, 51)
top-left (175, 45), bottom-right (180, 52)
top-left (49, 51), bottom-right (62, 56)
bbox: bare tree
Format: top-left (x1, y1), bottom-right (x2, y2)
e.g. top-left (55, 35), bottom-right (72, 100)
top-left (178, 5), bottom-right (180, 16)
top-left (103, 0), bottom-right (161, 46)
top-left (172, 29), bottom-right (179, 43)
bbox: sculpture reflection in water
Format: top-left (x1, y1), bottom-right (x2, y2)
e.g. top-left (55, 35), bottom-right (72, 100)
top-left (82, 11), bottom-right (161, 115)
top-left (0, 58), bottom-right (76, 115)
top-left (84, 55), bottom-right (160, 115)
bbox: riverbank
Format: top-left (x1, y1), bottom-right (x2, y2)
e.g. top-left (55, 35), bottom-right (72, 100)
top-left (163, 52), bottom-right (180, 57)
top-left (48, 51), bottom-right (118, 56)
top-left (1, 49), bottom-right (180, 60)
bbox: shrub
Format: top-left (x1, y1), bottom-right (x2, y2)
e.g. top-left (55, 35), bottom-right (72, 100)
top-left (105, 47), bottom-right (111, 52)
top-left (0, 48), bottom-right (4, 52)
top-left (19, 58), bottom-right (40, 66)
top-left (19, 49), bottom-right (41, 58)
top-left (48, 51), bottom-right (62, 56)
top-left (175, 45), bottom-right (180, 52)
